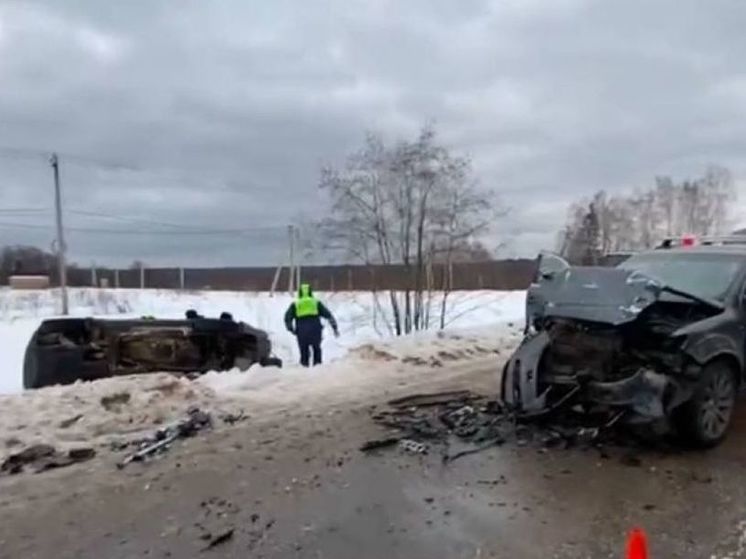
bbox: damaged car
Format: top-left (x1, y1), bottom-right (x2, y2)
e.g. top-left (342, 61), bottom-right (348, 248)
top-left (24, 315), bottom-right (282, 389)
top-left (501, 239), bottom-right (746, 447)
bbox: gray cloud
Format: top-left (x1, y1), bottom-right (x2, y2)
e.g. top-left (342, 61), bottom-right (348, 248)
top-left (1, 0), bottom-right (746, 266)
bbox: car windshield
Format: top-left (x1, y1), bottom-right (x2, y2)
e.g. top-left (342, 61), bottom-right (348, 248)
top-left (618, 251), bottom-right (743, 301)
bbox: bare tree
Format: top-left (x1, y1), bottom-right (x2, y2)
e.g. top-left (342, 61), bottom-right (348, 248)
top-left (655, 176), bottom-right (676, 236)
top-left (319, 125), bottom-right (501, 335)
top-left (559, 166), bottom-right (736, 262)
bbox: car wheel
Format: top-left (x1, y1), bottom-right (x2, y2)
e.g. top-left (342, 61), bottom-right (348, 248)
top-left (260, 356), bottom-right (283, 368)
top-left (499, 360), bottom-right (509, 403)
top-left (673, 359), bottom-right (737, 448)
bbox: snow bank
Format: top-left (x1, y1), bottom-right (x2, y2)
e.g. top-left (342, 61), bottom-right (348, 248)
top-left (0, 288), bottom-right (526, 394)
top-left (0, 287), bottom-right (526, 452)
top-left (197, 324), bottom-right (525, 407)
top-left (0, 323), bottom-right (524, 452)
top-left (0, 373), bottom-right (222, 450)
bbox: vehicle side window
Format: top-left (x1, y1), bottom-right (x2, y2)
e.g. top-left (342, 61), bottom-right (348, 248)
top-left (536, 253), bottom-right (569, 280)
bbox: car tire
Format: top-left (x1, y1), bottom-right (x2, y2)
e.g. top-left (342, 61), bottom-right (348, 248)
top-left (22, 342), bottom-right (41, 389)
top-left (260, 356), bottom-right (283, 368)
top-left (499, 360), bottom-right (509, 403)
top-left (672, 359), bottom-right (737, 448)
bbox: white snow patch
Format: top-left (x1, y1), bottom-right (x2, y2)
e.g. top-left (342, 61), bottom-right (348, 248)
top-left (0, 288), bottom-right (526, 395)
top-left (0, 287), bottom-right (526, 453)
top-left (0, 324), bottom-right (523, 453)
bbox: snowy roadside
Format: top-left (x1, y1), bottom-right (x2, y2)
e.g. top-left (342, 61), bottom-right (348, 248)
top-left (0, 287), bottom-right (525, 455)
top-left (0, 287), bottom-right (526, 394)
top-left (0, 324), bottom-right (523, 455)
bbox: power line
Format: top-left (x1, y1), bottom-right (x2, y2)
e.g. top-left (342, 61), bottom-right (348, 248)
top-left (0, 220), bottom-right (288, 236)
top-left (68, 209), bottom-right (214, 230)
top-left (0, 145), bottom-right (279, 194)
top-left (66, 208), bottom-right (288, 234)
top-left (0, 208), bottom-right (50, 214)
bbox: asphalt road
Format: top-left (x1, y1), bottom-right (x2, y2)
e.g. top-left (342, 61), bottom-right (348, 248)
top-left (1, 361), bottom-right (745, 559)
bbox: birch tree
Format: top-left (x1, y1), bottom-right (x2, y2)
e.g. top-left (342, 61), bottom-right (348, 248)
top-left (319, 126), bottom-right (501, 335)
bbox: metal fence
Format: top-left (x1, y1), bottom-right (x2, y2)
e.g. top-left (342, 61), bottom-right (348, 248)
top-left (54, 260), bottom-right (538, 291)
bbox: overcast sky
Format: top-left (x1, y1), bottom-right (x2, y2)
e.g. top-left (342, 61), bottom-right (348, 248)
top-left (2, 0), bottom-right (746, 267)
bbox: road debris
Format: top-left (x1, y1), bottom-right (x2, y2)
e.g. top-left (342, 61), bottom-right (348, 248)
top-left (387, 390), bottom-right (477, 408)
top-left (116, 407), bottom-right (212, 469)
top-left (399, 439), bottom-right (427, 454)
top-left (201, 527), bottom-right (234, 551)
top-left (1, 444), bottom-right (96, 475)
top-left (58, 414), bottom-right (84, 429)
top-left (359, 437), bottom-right (402, 452)
top-left (220, 411), bottom-right (247, 425)
top-left (364, 389), bottom-right (647, 462)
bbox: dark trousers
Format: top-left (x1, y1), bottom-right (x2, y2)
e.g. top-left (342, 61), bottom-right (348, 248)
top-left (297, 334), bottom-right (322, 367)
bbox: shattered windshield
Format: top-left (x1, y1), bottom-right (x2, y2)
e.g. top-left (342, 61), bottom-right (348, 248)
top-left (618, 252), bottom-right (743, 301)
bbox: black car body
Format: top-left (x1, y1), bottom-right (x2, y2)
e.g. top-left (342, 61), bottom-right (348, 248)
top-left (501, 241), bottom-right (746, 446)
top-left (24, 316), bottom-right (282, 389)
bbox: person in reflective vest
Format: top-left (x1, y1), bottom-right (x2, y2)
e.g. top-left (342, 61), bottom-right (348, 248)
top-left (284, 283), bottom-right (339, 367)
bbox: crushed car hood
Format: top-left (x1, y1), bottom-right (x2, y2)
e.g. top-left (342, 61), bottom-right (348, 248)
top-left (527, 266), bottom-right (723, 326)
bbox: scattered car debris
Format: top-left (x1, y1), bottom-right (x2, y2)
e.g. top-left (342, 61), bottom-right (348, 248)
top-left (1, 443), bottom-right (96, 475)
top-left (399, 439), bottom-right (427, 454)
top-left (359, 437), bottom-right (402, 452)
top-left (364, 389), bottom-right (650, 462)
top-left (443, 438), bottom-right (504, 464)
top-left (116, 407), bottom-right (212, 469)
top-left (387, 390), bottom-right (477, 408)
top-left (202, 527), bottom-right (234, 551)
top-left (1, 444), bottom-right (54, 474)
top-left (58, 414), bottom-right (84, 429)
top-left (220, 411), bottom-right (247, 425)
top-left (193, 497), bottom-right (241, 551)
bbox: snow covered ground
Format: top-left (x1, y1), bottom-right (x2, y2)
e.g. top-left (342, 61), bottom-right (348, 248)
top-left (0, 287), bottom-right (526, 395)
top-left (0, 287), bottom-right (525, 451)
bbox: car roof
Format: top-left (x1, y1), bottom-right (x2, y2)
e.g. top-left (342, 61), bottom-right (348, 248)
top-left (636, 245), bottom-right (746, 256)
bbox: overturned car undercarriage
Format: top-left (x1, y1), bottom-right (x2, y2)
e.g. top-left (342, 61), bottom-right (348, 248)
top-left (24, 316), bottom-right (282, 389)
top-left (501, 253), bottom-right (744, 446)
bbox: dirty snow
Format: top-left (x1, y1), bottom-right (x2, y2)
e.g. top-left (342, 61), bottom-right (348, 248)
top-left (0, 287), bottom-right (525, 451)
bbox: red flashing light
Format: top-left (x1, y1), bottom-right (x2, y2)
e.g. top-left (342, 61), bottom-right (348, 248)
top-left (681, 234), bottom-right (696, 247)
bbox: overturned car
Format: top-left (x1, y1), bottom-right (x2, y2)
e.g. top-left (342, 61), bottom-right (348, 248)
top-left (501, 242), bottom-right (746, 447)
top-left (24, 315), bottom-right (282, 389)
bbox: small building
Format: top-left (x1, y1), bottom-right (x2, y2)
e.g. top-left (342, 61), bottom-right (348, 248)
top-left (8, 275), bottom-right (50, 289)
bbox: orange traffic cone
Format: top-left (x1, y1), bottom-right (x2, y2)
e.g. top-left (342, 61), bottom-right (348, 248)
top-left (626, 528), bottom-right (649, 559)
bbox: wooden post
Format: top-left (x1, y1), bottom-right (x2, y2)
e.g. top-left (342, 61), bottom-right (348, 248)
top-left (179, 267), bottom-right (185, 290)
top-left (90, 263), bottom-right (97, 288)
top-left (287, 225), bottom-right (296, 294)
top-left (140, 263), bottom-right (145, 289)
top-left (270, 265), bottom-right (282, 297)
top-left (114, 269), bottom-right (120, 288)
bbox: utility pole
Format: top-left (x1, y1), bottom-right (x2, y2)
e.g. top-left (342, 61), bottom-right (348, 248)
top-left (295, 226), bottom-right (302, 289)
top-left (287, 225), bottom-right (296, 294)
top-left (51, 153), bottom-right (69, 315)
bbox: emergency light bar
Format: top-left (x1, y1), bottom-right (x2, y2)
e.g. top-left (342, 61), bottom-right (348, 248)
top-left (657, 234), bottom-right (746, 249)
